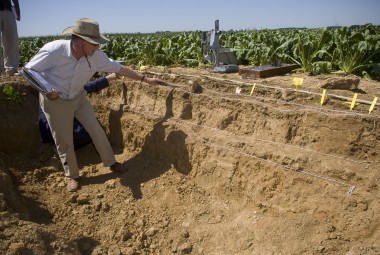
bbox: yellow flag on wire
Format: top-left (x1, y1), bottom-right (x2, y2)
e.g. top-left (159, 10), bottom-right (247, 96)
top-left (320, 89), bottom-right (327, 106)
top-left (349, 93), bottom-right (358, 111)
top-left (292, 77), bottom-right (303, 91)
top-left (139, 65), bottom-right (147, 72)
top-left (369, 97), bottom-right (378, 114)
top-left (250, 83), bottom-right (256, 96)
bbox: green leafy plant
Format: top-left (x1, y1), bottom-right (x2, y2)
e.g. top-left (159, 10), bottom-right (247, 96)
top-left (287, 29), bottom-right (332, 72)
top-left (370, 63), bottom-right (380, 78)
top-left (332, 27), bottom-right (380, 75)
top-left (2, 84), bottom-right (23, 104)
top-left (310, 61), bottom-right (333, 74)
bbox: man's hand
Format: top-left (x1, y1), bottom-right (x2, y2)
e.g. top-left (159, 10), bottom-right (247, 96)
top-left (45, 89), bottom-right (61, 100)
top-left (105, 73), bottom-right (119, 82)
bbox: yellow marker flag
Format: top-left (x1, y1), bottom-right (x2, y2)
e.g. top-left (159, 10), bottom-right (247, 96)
top-left (320, 89), bottom-right (327, 106)
top-left (250, 83), bottom-right (256, 96)
top-left (292, 77), bottom-right (303, 91)
top-left (139, 65), bottom-right (147, 72)
top-left (349, 93), bottom-right (358, 111)
top-left (369, 97), bottom-right (378, 114)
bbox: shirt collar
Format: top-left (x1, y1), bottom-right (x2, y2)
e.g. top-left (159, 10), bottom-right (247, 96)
top-left (62, 40), bottom-right (73, 59)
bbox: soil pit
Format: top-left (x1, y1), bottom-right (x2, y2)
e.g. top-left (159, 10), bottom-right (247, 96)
top-left (0, 67), bottom-right (379, 255)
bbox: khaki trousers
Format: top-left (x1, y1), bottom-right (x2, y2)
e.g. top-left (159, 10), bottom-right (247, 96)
top-left (0, 10), bottom-right (19, 73)
top-left (40, 91), bottom-right (116, 178)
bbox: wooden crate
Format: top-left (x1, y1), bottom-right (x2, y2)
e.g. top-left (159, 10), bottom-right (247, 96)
top-left (238, 64), bottom-right (298, 78)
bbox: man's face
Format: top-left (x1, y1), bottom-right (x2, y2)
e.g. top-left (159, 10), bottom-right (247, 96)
top-left (82, 39), bottom-right (100, 56)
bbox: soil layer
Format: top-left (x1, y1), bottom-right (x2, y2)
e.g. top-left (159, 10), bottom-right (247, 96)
top-left (0, 67), bottom-right (379, 255)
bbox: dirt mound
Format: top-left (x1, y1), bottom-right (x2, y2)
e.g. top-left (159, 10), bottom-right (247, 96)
top-left (0, 68), bottom-right (379, 255)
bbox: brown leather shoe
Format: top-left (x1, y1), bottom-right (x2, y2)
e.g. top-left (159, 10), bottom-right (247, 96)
top-left (110, 162), bottom-right (128, 173)
top-left (67, 178), bottom-right (79, 192)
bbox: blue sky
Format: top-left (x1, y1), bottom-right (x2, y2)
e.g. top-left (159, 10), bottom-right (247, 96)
top-left (18, 0), bottom-right (380, 37)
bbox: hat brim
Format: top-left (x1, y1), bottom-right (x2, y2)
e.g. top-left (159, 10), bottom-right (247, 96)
top-left (62, 26), bottom-right (109, 45)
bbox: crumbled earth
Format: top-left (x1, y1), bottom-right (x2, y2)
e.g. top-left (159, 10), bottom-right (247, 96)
top-left (0, 66), bottom-right (380, 255)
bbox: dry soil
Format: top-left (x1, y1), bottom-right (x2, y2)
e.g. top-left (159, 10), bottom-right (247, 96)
top-left (0, 66), bottom-right (379, 255)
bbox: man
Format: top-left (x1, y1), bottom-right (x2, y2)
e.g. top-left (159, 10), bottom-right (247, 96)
top-left (26, 18), bottom-right (166, 192)
top-left (39, 73), bottom-right (117, 151)
top-left (0, 0), bottom-right (20, 76)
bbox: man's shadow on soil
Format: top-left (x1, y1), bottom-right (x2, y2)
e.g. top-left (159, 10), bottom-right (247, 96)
top-left (120, 89), bottom-right (192, 199)
top-left (82, 89), bottom-right (192, 199)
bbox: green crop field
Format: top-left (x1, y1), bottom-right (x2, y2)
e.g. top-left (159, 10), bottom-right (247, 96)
top-left (19, 24), bottom-right (380, 78)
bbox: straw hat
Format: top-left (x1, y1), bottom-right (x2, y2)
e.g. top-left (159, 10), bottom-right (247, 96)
top-left (62, 18), bottom-right (109, 44)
